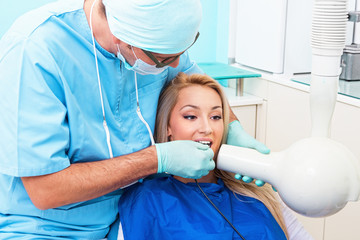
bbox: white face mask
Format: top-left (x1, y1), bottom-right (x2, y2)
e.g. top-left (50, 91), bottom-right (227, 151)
top-left (116, 45), bottom-right (168, 75)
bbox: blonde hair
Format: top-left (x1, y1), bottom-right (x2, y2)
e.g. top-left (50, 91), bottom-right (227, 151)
top-left (155, 72), bottom-right (288, 238)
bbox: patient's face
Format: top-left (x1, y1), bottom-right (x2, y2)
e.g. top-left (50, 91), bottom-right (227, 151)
top-left (167, 85), bottom-right (224, 155)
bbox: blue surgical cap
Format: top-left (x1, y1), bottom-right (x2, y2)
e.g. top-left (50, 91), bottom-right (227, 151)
top-left (103, 0), bottom-right (202, 54)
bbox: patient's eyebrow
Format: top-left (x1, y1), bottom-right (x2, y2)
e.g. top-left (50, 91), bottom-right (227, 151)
top-left (180, 105), bottom-right (222, 110)
top-left (180, 105), bottom-right (199, 110)
top-left (212, 106), bottom-right (222, 110)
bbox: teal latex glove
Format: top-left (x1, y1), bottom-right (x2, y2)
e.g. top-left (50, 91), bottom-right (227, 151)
top-left (234, 174), bottom-right (265, 187)
top-left (227, 120), bottom-right (269, 187)
top-left (227, 120), bottom-right (270, 154)
top-left (156, 140), bottom-right (215, 179)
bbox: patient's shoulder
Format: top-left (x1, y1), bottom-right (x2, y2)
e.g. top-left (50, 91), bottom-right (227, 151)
top-left (121, 176), bottom-right (171, 199)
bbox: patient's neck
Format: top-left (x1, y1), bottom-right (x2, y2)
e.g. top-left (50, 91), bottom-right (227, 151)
top-left (174, 170), bottom-right (217, 184)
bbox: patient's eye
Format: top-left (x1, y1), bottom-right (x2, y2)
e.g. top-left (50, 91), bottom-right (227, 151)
top-left (184, 115), bottom-right (196, 120)
top-left (211, 115), bottom-right (222, 120)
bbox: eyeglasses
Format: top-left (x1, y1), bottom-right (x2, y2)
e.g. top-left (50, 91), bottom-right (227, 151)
top-left (142, 32), bottom-right (200, 68)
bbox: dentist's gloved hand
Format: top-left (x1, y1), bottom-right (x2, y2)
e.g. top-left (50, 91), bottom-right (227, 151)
top-left (227, 120), bottom-right (270, 154)
top-left (156, 140), bottom-right (215, 179)
top-left (234, 174), bottom-right (265, 187)
top-left (227, 120), bottom-right (270, 187)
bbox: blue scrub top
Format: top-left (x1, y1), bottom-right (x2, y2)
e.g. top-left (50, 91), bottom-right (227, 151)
top-left (118, 177), bottom-right (287, 240)
top-left (0, 0), bottom-right (201, 238)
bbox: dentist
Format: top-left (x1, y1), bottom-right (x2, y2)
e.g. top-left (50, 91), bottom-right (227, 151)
top-left (0, 0), bottom-right (268, 238)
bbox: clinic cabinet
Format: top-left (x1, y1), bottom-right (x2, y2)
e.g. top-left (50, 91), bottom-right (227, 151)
top-left (240, 76), bottom-right (360, 240)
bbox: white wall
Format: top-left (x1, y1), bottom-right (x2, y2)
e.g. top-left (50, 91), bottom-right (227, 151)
top-left (0, 0), bottom-right (56, 38)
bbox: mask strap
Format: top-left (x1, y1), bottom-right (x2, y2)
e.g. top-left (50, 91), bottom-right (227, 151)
top-left (90, 0), bottom-right (113, 158)
top-left (116, 44), bottom-right (121, 55)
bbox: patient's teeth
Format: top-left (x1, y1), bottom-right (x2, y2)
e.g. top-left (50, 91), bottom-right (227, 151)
top-left (197, 141), bottom-right (211, 146)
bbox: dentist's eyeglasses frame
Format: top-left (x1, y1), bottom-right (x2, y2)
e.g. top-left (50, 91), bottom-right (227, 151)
top-left (141, 32), bottom-right (200, 68)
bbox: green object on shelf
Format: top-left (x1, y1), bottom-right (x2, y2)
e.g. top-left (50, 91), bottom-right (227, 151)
top-left (197, 62), bottom-right (261, 90)
top-left (197, 62), bottom-right (261, 80)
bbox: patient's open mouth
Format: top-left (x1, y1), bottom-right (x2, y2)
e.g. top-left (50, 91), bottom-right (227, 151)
top-left (196, 140), bottom-right (212, 147)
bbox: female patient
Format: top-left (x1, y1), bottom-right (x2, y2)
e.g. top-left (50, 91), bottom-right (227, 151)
top-left (116, 73), bottom-right (312, 240)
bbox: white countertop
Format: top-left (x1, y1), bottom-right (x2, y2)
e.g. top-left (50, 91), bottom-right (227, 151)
top-left (230, 63), bottom-right (360, 108)
top-left (222, 86), bottom-right (263, 107)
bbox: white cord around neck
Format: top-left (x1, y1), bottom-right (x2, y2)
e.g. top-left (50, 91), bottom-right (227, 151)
top-left (134, 73), bottom-right (156, 146)
top-left (90, 0), bottom-right (113, 158)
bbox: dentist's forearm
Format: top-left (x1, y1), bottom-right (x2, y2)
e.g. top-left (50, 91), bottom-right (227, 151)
top-left (21, 146), bottom-right (158, 210)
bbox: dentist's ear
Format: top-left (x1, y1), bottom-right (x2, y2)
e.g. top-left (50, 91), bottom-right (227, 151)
top-left (110, 36), bottom-right (122, 54)
top-left (113, 36), bottom-right (132, 52)
top-left (112, 35), bottom-right (121, 44)
top-left (112, 36), bottom-right (132, 49)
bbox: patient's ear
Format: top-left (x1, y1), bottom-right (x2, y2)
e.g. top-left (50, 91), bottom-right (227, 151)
top-left (167, 126), bottom-right (173, 141)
